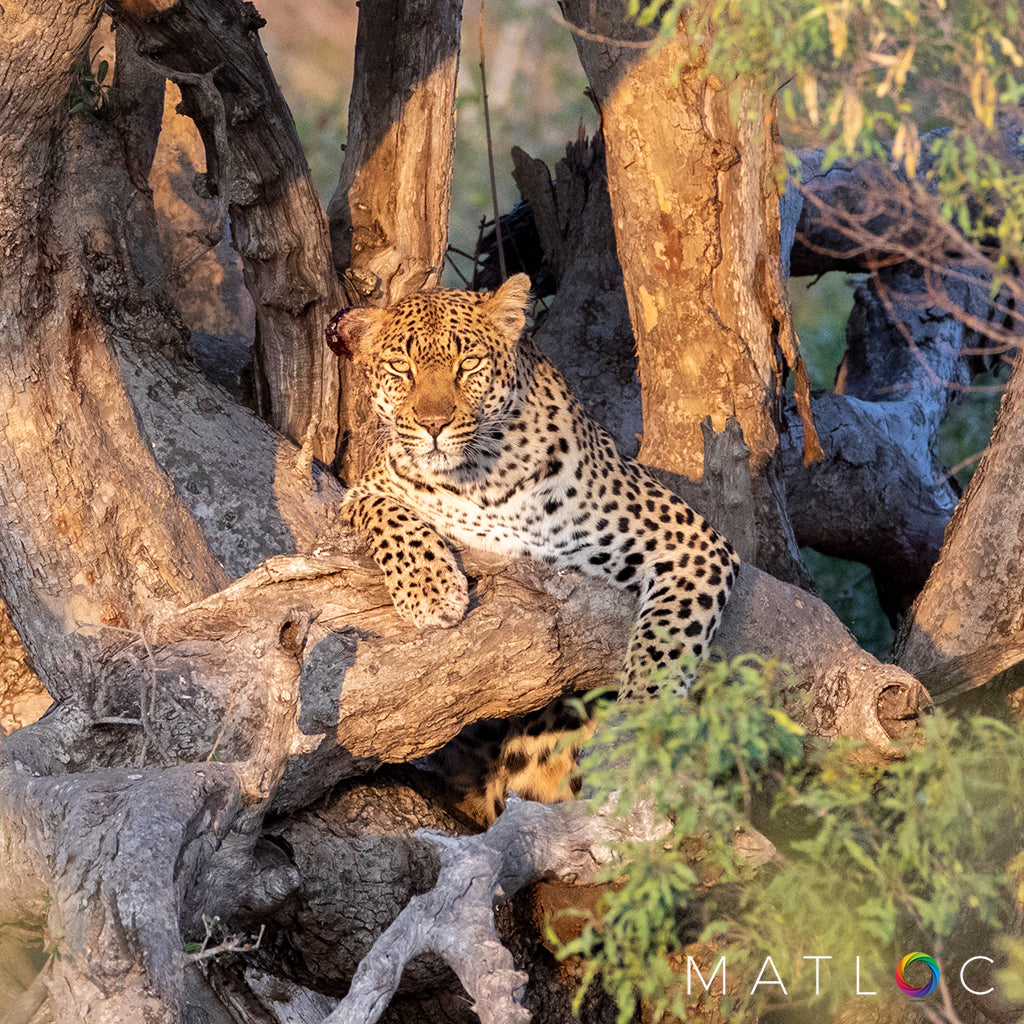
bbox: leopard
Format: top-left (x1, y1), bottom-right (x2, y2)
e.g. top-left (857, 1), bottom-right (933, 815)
top-left (326, 273), bottom-right (739, 823)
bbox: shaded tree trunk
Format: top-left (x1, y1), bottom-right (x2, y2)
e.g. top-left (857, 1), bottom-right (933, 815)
top-left (117, 0), bottom-right (344, 460)
top-left (508, 136), bottom-right (642, 458)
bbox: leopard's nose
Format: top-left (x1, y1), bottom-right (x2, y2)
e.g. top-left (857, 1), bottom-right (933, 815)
top-left (416, 413), bottom-right (453, 439)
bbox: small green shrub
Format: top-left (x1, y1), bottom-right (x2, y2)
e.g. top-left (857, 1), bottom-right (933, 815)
top-left (70, 52), bottom-right (111, 120)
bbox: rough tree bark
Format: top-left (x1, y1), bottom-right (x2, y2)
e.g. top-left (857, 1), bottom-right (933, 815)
top-left (327, 0), bottom-right (461, 303)
top-left (116, 0), bottom-right (344, 460)
top-left (0, 0), bottom-right (225, 695)
top-left (781, 148), bottom-right (1012, 616)
top-left (560, 0), bottom-right (815, 587)
top-left (894, 343), bottom-right (1024, 703)
top-left (508, 135), bottom-right (642, 459)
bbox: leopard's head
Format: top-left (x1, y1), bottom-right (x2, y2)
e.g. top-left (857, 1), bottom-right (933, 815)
top-left (327, 275), bottom-right (531, 473)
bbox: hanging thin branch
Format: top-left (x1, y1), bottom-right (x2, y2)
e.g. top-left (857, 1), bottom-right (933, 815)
top-left (479, 0), bottom-right (507, 282)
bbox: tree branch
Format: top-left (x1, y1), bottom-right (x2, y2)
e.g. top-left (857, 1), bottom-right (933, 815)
top-left (325, 796), bottom-right (671, 1024)
top-left (113, 0), bottom-right (343, 459)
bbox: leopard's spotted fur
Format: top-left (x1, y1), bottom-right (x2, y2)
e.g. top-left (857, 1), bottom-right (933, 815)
top-left (328, 275), bottom-right (739, 821)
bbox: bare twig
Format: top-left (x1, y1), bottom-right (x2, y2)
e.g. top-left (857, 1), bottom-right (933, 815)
top-left (478, 1), bottom-right (506, 283)
top-left (76, 621), bottom-right (161, 765)
top-left (184, 919), bottom-right (265, 965)
top-left (551, 8), bottom-right (653, 49)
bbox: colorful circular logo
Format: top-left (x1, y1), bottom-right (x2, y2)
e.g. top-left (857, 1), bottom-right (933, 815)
top-left (895, 953), bottom-right (940, 997)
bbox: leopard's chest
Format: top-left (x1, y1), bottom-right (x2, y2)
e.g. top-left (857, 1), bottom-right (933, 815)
top-left (383, 444), bottom-right (588, 559)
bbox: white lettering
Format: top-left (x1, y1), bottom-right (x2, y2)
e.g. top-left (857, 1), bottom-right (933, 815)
top-left (856, 956), bottom-right (876, 995)
top-left (751, 956), bottom-right (788, 995)
top-left (802, 955), bottom-right (832, 995)
top-left (960, 956), bottom-right (995, 996)
top-left (686, 956), bottom-right (726, 995)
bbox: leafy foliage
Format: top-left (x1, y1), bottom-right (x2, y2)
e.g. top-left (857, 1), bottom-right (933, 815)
top-left (559, 657), bottom-right (1024, 1022)
top-left (69, 51), bottom-right (111, 120)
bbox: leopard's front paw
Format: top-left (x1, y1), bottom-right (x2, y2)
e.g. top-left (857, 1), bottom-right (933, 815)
top-left (390, 567), bottom-right (470, 629)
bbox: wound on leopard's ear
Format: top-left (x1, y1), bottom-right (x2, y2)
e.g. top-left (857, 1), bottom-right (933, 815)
top-left (325, 306), bottom-right (383, 361)
top-left (480, 273), bottom-right (531, 337)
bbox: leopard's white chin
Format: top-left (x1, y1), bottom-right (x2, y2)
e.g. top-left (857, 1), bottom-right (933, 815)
top-left (416, 449), bottom-right (460, 474)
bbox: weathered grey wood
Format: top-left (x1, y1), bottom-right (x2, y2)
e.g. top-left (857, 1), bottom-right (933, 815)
top-left (0, 541), bottom-right (929, 808)
top-left (323, 797), bottom-right (679, 1024)
top-left (779, 391), bottom-right (957, 618)
top-left (0, 762), bottom-right (243, 1024)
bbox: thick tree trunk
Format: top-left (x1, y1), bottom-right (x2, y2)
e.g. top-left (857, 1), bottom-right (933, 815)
top-left (0, 3), bottom-right (226, 694)
top-left (561, 0), bottom-right (811, 587)
top-left (328, 0), bottom-right (461, 302)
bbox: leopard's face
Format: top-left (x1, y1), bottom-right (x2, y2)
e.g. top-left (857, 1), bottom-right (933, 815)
top-left (329, 276), bottom-right (531, 474)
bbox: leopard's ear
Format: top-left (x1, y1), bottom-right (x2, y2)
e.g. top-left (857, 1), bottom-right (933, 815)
top-left (480, 273), bottom-right (531, 338)
top-left (325, 306), bottom-right (385, 362)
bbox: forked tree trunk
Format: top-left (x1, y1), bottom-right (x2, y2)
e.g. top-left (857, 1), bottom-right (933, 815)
top-left (0, 1), bottom-right (226, 693)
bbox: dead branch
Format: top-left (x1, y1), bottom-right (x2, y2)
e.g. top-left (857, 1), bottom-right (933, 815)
top-left (0, 762), bottom-right (243, 1023)
top-left (896, 345), bottom-right (1024, 697)
top-left (323, 796), bottom-right (671, 1024)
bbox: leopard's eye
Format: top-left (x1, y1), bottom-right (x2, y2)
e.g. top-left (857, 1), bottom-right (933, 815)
top-left (459, 356), bottom-right (484, 374)
top-left (384, 359), bottom-right (411, 376)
